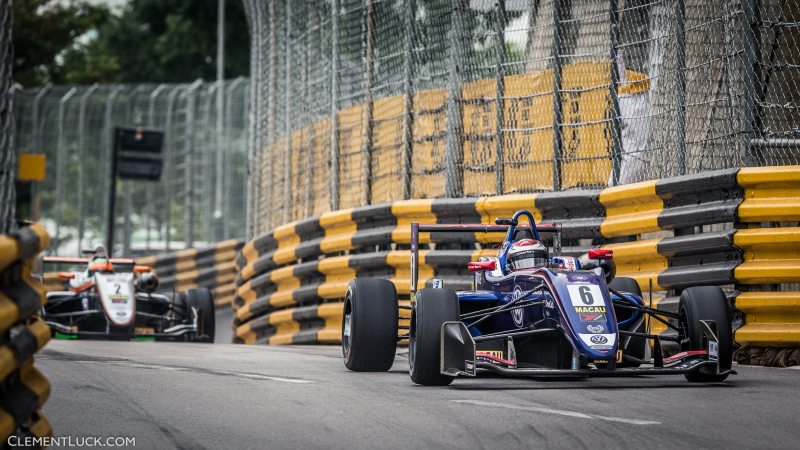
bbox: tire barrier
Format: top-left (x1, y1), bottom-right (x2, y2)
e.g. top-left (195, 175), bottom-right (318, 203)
top-left (0, 224), bottom-right (53, 444)
top-left (136, 240), bottom-right (243, 307)
top-left (233, 166), bottom-right (800, 360)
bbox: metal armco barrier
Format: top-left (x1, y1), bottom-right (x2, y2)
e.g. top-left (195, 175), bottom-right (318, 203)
top-left (0, 224), bottom-right (53, 443)
top-left (137, 240), bottom-right (243, 307)
top-left (233, 166), bottom-right (800, 362)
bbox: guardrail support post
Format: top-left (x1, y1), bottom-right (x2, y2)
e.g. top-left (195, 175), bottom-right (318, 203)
top-left (674, 0), bottom-right (687, 176)
top-left (55, 87), bottom-right (77, 253)
top-left (305, 0), bottom-right (318, 217)
top-left (494, 0), bottom-right (506, 195)
top-left (551, 0), bottom-right (564, 191)
top-left (445, 0), bottom-right (465, 198)
top-left (741, 0), bottom-right (762, 167)
top-left (609, 0), bottom-right (622, 186)
top-left (330, 0), bottom-right (341, 211)
top-left (284, 0), bottom-right (293, 222)
top-left (402, 0), bottom-right (416, 200)
top-left (78, 84), bottom-right (99, 252)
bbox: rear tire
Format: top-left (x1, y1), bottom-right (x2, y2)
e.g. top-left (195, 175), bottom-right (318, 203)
top-left (679, 286), bottom-right (732, 382)
top-left (185, 288), bottom-right (215, 343)
top-left (409, 289), bottom-right (459, 386)
top-left (342, 278), bottom-right (398, 372)
top-left (609, 277), bottom-right (645, 367)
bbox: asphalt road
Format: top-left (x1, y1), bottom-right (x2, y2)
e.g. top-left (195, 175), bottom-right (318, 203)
top-left (34, 338), bottom-right (800, 450)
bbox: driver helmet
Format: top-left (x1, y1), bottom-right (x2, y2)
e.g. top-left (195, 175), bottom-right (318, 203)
top-left (88, 245), bottom-right (113, 273)
top-left (507, 239), bottom-right (548, 271)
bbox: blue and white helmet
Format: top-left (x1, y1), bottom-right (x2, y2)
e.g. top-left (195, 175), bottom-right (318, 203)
top-left (507, 239), bottom-right (548, 271)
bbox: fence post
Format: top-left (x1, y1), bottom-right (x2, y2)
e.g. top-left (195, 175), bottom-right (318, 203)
top-left (185, 80), bottom-right (203, 249)
top-left (30, 86), bottom-right (51, 221)
top-left (214, 0), bottom-right (226, 243)
top-left (103, 86), bottom-right (123, 252)
top-left (402, 0), bottom-right (416, 200)
top-left (283, 0), bottom-right (293, 222)
top-left (305, 0), bottom-right (318, 217)
top-left (147, 84), bottom-right (167, 251)
top-left (551, 0), bottom-right (564, 191)
top-left (163, 86), bottom-right (183, 252)
top-left (77, 83), bottom-right (99, 252)
top-left (225, 77), bottom-right (246, 238)
top-left (445, 0), bottom-right (465, 198)
top-left (674, 0), bottom-right (687, 175)
top-left (362, 0), bottom-right (375, 205)
top-left (609, 0), bottom-right (622, 186)
top-left (330, 0), bottom-right (341, 211)
top-left (55, 87), bottom-right (78, 253)
top-left (741, 0), bottom-right (762, 166)
top-left (266, 0), bottom-right (278, 227)
top-left (0, 0), bottom-right (13, 233)
top-left (494, 0), bottom-right (506, 195)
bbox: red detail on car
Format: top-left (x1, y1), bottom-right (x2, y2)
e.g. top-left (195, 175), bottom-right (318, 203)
top-left (467, 260), bottom-right (497, 272)
top-left (588, 249), bottom-right (613, 260)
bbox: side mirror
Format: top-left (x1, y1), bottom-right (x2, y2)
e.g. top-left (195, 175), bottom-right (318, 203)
top-left (134, 265), bottom-right (151, 273)
top-left (468, 261), bottom-right (496, 272)
top-left (58, 272), bottom-right (75, 280)
top-left (588, 249), bottom-right (613, 260)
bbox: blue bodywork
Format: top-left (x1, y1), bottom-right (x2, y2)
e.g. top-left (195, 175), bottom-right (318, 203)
top-left (457, 210), bottom-right (644, 363)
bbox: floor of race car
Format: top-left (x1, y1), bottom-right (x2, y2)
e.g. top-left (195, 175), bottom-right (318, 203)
top-left (36, 338), bottom-right (799, 450)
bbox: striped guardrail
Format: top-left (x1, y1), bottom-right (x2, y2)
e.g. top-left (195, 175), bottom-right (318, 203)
top-left (233, 166), bottom-right (800, 359)
top-left (135, 240), bottom-right (243, 307)
top-left (0, 224), bottom-right (53, 443)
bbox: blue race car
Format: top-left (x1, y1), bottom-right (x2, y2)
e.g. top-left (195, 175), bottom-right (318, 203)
top-left (342, 210), bottom-right (735, 386)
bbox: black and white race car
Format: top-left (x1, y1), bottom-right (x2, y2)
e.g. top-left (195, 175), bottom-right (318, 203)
top-left (41, 246), bottom-right (214, 342)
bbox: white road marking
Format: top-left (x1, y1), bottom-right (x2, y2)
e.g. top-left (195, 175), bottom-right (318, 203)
top-left (81, 360), bottom-right (314, 384)
top-left (452, 399), bottom-right (661, 425)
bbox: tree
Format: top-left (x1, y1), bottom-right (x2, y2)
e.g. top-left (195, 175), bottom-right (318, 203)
top-left (13, 0), bottom-right (111, 86)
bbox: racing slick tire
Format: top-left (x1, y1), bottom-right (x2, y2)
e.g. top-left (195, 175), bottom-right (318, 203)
top-left (609, 277), bottom-right (646, 367)
top-left (679, 286), bottom-right (732, 382)
top-left (185, 288), bottom-right (215, 343)
top-left (342, 278), bottom-right (399, 372)
top-left (409, 288), bottom-right (459, 386)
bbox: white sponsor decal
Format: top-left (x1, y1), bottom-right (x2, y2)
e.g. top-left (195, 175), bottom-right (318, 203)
top-left (432, 278), bottom-right (443, 289)
top-left (587, 324), bottom-right (604, 333)
top-left (567, 284), bottom-right (605, 307)
top-left (511, 286), bottom-right (525, 328)
top-left (563, 257), bottom-right (577, 271)
top-left (709, 341), bottom-right (718, 361)
top-left (578, 333), bottom-right (616, 350)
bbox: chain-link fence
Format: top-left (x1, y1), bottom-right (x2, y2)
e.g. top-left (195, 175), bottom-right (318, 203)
top-left (13, 79), bottom-right (250, 255)
top-left (244, 0), bottom-right (800, 236)
top-left (0, 0), bottom-right (14, 234)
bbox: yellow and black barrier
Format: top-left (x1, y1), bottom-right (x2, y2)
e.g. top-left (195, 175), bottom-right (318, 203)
top-left (0, 223), bottom-right (53, 443)
top-left (131, 240), bottom-right (243, 307)
top-left (233, 166), bottom-right (800, 362)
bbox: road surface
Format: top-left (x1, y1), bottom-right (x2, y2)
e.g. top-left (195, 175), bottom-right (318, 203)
top-left (36, 340), bottom-right (799, 449)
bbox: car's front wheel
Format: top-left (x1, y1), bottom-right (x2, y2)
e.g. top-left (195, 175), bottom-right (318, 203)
top-left (185, 288), bottom-right (215, 343)
top-left (679, 286), bottom-right (732, 382)
top-left (409, 288), bottom-right (459, 386)
top-left (342, 278), bottom-right (398, 371)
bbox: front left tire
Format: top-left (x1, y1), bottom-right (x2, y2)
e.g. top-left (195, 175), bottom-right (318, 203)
top-left (185, 288), bottom-right (215, 343)
top-left (342, 278), bottom-right (399, 372)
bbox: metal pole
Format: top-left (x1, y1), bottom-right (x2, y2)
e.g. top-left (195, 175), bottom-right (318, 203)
top-left (55, 87), bottom-right (78, 253)
top-left (674, 0), bottom-right (687, 175)
top-left (163, 86), bottom-right (183, 252)
top-left (185, 79), bottom-right (203, 248)
top-left (242, 0), bottom-right (256, 238)
top-left (146, 84), bottom-right (167, 251)
top-left (225, 77), bottom-right (246, 239)
top-left (609, 0), bottom-right (622, 186)
top-left (741, 0), bottom-right (762, 166)
top-left (214, 0), bottom-right (226, 241)
top-left (123, 85), bottom-right (145, 256)
top-left (494, 0), bottom-right (506, 195)
top-left (551, 0), bottom-right (564, 191)
top-left (29, 86), bottom-right (51, 221)
top-left (77, 84), bottom-right (99, 252)
top-left (283, 0), bottom-right (293, 222)
top-left (103, 86), bottom-right (124, 253)
top-left (266, 0), bottom-right (278, 226)
top-left (402, 0), bottom-right (415, 200)
top-left (305, 0), bottom-right (318, 217)
top-left (362, 0), bottom-right (375, 205)
top-left (445, 0), bottom-right (465, 198)
top-left (330, 0), bottom-right (341, 211)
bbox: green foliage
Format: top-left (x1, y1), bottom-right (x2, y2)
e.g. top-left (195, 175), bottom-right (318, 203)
top-left (13, 0), bottom-right (249, 87)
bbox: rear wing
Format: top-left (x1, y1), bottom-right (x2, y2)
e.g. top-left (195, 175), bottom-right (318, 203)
top-left (409, 223), bottom-right (560, 296)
